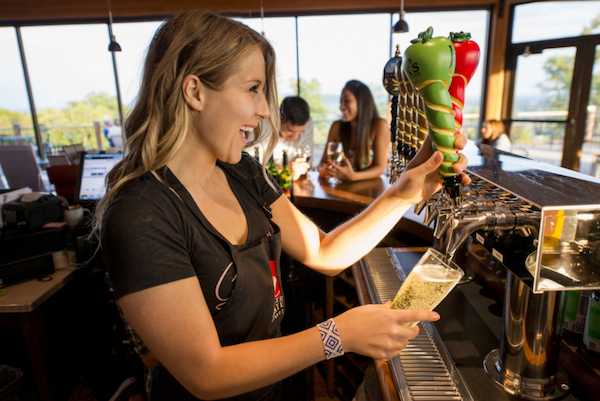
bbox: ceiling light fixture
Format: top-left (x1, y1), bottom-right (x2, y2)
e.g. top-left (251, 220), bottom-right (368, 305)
top-left (107, 0), bottom-right (121, 52)
top-left (393, 0), bottom-right (409, 33)
top-left (260, 0), bottom-right (265, 37)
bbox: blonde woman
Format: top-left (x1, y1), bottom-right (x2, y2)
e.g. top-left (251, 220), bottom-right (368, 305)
top-left (94, 10), bottom-right (470, 401)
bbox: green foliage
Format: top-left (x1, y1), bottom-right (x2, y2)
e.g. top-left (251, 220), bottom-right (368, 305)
top-left (288, 78), bottom-right (328, 118)
top-left (511, 125), bottom-right (535, 142)
top-left (582, 14), bottom-right (600, 36)
top-left (0, 91), bottom-right (122, 149)
top-left (592, 68), bottom-right (600, 107)
top-left (538, 55), bottom-right (574, 110)
top-left (0, 109), bottom-right (32, 128)
top-left (368, 83), bottom-right (389, 119)
top-left (288, 78), bottom-right (330, 145)
top-left (39, 91), bottom-right (120, 128)
top-left (538, 14), bottom-right (600, 110)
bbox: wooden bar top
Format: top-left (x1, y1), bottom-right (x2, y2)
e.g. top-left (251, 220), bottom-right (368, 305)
top-left (293, 171), bottom-right (433, 242)
top-left (293, 171), bottom-right (389, 215)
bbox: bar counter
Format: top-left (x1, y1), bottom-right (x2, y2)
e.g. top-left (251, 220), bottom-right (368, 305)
top-left (293, 171), bottom-right (432, 243)
top-left (352, 247), bottom-right (600, 401)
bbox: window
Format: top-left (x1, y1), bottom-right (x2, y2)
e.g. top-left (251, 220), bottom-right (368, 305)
top-left (21, 24), bottom-right (118, 150)
top-left (0, 27), bottom-right (34, 146)
top-left (297, 14), bottom-right (391, 147)
top-left (581, 45), bottom-right (600, 176)
top-left (236, 16), bottom-right (298, 101)
top-left (513, 1), bottom-right (600, 43)
top-left (112, 21), bottom-right (164, 111)
top-left (505, 4), bottom-right (600, 174)
top-left (510, 47), bottom-right (576, 166)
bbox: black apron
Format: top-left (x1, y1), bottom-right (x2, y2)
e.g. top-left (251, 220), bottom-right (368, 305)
top-left (151, 165), bottom-right (285, 401)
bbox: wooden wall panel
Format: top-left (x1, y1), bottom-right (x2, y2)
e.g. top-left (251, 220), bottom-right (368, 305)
top-left (485, 0), bottom-right (511, 121)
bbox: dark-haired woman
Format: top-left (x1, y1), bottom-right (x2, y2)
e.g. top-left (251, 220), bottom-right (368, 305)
top-left (319, 80), bottom-right (389, 182)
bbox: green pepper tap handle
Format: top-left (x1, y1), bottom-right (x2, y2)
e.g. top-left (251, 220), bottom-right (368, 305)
top-left (402, 26), bottom-right (458, 177)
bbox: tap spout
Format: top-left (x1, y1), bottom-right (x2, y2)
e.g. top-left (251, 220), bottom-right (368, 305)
top-left (445, 211), bottom-right (540, 259)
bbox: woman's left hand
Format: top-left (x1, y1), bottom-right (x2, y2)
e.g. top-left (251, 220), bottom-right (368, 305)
top-left (393, 135), bottom-right (470, 204)
top-left (328, 155), bottom-right (356, 181)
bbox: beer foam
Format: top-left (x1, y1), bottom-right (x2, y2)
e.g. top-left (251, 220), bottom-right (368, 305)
top-left (414, 264), bottom-right (460, 282)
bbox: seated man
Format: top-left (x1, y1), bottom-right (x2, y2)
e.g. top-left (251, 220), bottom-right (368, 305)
top-left (107, 116), bottom-right (123, 151)
top-left (254, 96), bottom-right (313, 179)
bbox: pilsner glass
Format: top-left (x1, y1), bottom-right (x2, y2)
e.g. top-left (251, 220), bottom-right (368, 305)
top-left (391, 248), bottom-right (464, 327)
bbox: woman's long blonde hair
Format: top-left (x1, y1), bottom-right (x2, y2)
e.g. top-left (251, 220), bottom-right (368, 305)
top-left (92, 10), bottom-right (279, 238)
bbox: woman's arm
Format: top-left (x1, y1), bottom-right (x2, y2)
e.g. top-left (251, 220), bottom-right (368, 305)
top-left (331, 118), bottom-right (390, 181)
top-left (274, 134), bottom-right (469, 274)
top-left (118, 274), bottom-right (438, 400)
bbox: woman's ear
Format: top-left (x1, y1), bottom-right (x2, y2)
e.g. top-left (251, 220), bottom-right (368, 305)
top-left (182, 74), bottom-right (203, 111)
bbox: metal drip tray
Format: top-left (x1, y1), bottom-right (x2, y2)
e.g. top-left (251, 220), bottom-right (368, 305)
top-left (358, 248), bottom-right (473, 401)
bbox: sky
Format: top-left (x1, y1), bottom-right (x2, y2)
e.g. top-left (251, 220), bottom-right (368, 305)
top-left (0, 1), bottom-right (599, 117)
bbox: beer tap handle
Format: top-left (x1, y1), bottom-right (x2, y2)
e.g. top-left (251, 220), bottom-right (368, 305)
top-left (424, 204), bottom-right (439, 226)
top-left (383, 45), bottom-right (403, 183)
top-left (443, 175), bottom-right (462, 207)
top-left (433, 211), bottom-right (453, 239)
top-left (414, 200), bottom-right (427, 215)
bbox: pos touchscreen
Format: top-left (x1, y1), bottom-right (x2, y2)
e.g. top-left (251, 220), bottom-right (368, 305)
top-left (75, 152), bottom-right (123, 202)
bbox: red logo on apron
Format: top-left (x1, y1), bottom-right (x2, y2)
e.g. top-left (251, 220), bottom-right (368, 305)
top-left (270, 260), bottom-right (281, 298)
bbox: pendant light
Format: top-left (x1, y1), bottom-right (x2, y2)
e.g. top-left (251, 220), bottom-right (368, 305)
top-left (393, 0), bottom-right (409, 33)
top-left (260, 0), bottom-right (265, 37)
top-left (107, 0), bottom-right (121, 52)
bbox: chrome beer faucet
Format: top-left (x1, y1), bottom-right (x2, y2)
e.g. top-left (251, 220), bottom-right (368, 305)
top-left (416, 141), bottom-right (600, 400)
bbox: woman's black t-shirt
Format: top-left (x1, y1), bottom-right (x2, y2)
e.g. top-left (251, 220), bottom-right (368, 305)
top-left (102, 153), bottom-right (282, 315)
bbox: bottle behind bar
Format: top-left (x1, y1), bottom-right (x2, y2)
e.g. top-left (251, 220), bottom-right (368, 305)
top-left (254, 146), bottom-right (260, 162)
top-left (280, 150), bottom-right (292, 198)
top-left (583, 290), bottom-right (600, 353)
top-left (563, 290), bottom-right (592, 336)
top-left (267, 155), bottom-right (280, 183)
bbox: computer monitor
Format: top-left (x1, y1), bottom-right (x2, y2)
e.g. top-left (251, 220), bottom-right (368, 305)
top-left (75, 152), bottom-right (123, 202)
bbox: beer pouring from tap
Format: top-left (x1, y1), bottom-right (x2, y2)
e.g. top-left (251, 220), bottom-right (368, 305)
top-left (391, 248), bottom-right (464, 326)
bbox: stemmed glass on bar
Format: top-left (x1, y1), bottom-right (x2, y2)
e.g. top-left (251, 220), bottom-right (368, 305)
top-left (325, 141), bottom-right (344, 184)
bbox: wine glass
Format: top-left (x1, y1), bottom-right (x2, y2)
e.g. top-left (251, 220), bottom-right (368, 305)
top-left (301, 144), bottom-right (312, 164)
top-left (326, 142), bottom-right (343, 184)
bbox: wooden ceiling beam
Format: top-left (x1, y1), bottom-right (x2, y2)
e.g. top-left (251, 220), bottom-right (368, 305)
top-left (1, 0), bottom-right (496, 26)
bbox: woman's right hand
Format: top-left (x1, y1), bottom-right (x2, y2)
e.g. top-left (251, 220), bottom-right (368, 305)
top-left (333, 303), bottom-right (440, 360)
top-left (391, 135), bottom-right (470, 205)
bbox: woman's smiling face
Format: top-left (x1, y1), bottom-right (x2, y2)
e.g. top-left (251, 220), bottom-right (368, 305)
top-left (195, 46), bottom-right (271, 164)
top-left (340, 89), bottom-right (358, 122)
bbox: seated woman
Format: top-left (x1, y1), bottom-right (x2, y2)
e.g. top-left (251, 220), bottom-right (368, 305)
top-left (319, 80), bottom-right (389, 181)
top-left (480, 119), bottom-right (512, 153)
